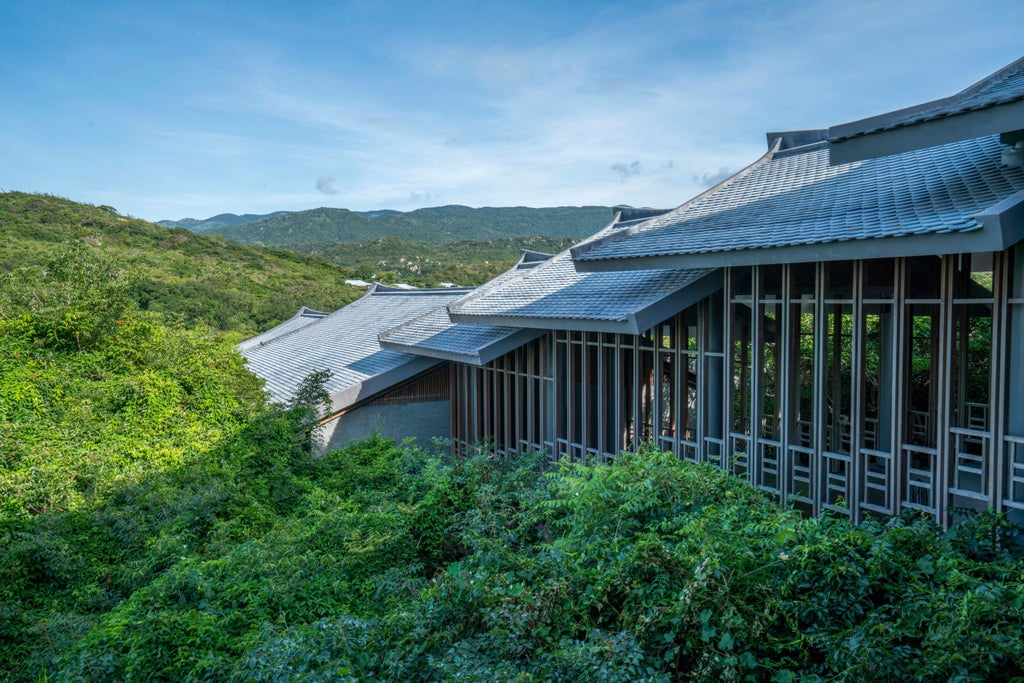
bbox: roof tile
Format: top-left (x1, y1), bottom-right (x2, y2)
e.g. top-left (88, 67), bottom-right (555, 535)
top-left (240, 287), bottom-right (470, 404)
top-left (449, 226), bottom-right (710, 323)
top-left (575, 135), bottom-right (1024, 262)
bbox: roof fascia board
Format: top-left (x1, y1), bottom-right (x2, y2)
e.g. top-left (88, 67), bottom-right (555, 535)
top-left (977, 188), bottom-right (1024, 248)
top-left (572, 141), bottom-right (781, 261)
top-left (327, 356), bottom-right (442, 412)
top-left (473, 329), bottom-right (546, 365)
top-left (377, 339), bottom-right (478, 363)
top-left (378, 328), bottom-right (545, 366)
top-left (829, 99), bottom-right (1024, 165)
top-left (830, 56), bottom-right (1024, 146)
top-left (829, 95), bottom-right (962, 142)
top-left (446, 311), bottom-right (635, 334)
top-left (571, 227), bottom-right (1015, 271)
top-left (630, 270), bottom-right (724, 334)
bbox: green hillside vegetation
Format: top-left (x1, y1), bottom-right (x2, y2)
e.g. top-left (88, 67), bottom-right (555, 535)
top-left (208, 205), bottom-right (611, 248)
top-left (156, 211), bottom-right (292, 232)
top-left (2, 248), bottom-right (1023, 681)
top-left (0, 193), bottom-right (362, 335)
top-left (297, 235), bottom-right (578, 287)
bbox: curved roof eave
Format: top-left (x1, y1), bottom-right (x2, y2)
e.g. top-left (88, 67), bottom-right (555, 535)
top-left (573, 188), bottom-right (1024, 272)
top-left (829, 56), bottom-right (1024, 164)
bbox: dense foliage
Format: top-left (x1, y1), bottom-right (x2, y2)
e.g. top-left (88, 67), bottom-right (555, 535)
top-left (0, 192), bottom-right (362, 335)
top-left (3, 279), bottom-right (1023, 680)
top-left (2, 206), bottom-right (1023, 681)
top-left (207, 205), bottom-right (611, 248)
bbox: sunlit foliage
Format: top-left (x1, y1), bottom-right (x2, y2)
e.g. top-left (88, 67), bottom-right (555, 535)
top-left (1, 199), bottom-right (1022, 681)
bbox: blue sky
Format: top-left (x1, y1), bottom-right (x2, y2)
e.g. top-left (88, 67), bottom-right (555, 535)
top-left (1, 0), bottom-right (1022, 221)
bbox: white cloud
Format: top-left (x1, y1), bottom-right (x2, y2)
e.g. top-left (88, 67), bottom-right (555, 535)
top-left (611, 161), bottom-right (642, 183)
top-left (692, 167), bottom-right (736, 188)
top-left (316, 175), bottom-right (339, 195)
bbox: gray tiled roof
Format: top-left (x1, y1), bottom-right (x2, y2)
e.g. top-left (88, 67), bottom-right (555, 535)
top-left (379, 252), bottom-right (551, 363)
top-left (240, 285), bottom-right (471, 406)
top-left (573, 134), bottom-right (1024, 263)
top-left (237, 307), bottom-right (328, 352)
top-left (447, 226), bottom-right (713, 332)
top-left (379, 305), bottom-right (537, 364)
top-left (831, 58), bottom-right (1024, 143)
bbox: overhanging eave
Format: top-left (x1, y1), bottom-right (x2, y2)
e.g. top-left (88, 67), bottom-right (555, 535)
top-left (829, 99), bottom-right (1024, 165)
top-left (447, 272), bottom-right (724, 336)
top-left (379, 328), bottom-right (545, 366)
top-left (630, 270), bottom-right (724, 333)
top-left (327, 356), bottom-right (442, 413)
top-left (573, 221), bottom-right (1024, 273)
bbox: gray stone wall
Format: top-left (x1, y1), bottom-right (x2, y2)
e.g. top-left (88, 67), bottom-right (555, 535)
top-left (318, 400), bottom-right (450, 451)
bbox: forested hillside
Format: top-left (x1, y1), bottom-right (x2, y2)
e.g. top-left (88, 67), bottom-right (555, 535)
top-left (296, 234), bottom-right (577, 286)
top-left (0, 193), bottom-right (361, 334)
top-left (208, 205), bottom-right (611, 247)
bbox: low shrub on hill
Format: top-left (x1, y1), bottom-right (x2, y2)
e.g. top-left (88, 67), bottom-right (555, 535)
top-left (31, 442), bottom-right (1024, 682)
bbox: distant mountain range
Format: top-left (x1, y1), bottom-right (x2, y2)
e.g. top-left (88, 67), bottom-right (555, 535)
top-left (157, 209), bottom-right (416, 232)
top-left (156, 211), bottom-right (294, 231)
top-left (159, 205), bottom-right (612, 248)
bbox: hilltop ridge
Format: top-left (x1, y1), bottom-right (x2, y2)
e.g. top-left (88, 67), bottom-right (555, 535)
top-left (206, 204), bottom-right (611, 248)
top-left (0, 192), bottom-right (361, 334)
top-left (156, 211), bottom-right (293, 231)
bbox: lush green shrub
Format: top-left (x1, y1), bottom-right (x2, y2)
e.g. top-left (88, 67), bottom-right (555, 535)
top-left (2, 250), bottom-right (1023, 681)
top-left (0, 242), bottom-right (134, 352)
top-left (368, 452), bottom-right (1024, 682)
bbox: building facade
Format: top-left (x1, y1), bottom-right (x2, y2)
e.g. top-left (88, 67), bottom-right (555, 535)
top-left (241, 285), bottom-right (473, 449)
top-left (246, 57), bottom-right (1024, 527)
top-left (382, 57), bottom-right (1024, 527)
top-left (440, 248), bottom-right (1024, 527)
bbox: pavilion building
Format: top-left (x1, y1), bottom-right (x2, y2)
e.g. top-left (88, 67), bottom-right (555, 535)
top-left (243, 57), bottom-right (1024, 527)
top-left (241, 285), bottom-right (471, 450)
top-left (379, 56), bottom-right (1024, 527)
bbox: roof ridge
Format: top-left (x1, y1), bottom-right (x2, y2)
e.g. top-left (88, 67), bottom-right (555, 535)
top-left (519, 249), bottom-right (554, 265)
top-left (448, 214), bottom-right (623, 316)
top-left (369, 284), bottom-right (475, 295)
top-left (571, 138), bottom-right (782, 262)
top-left (951, 55), bottom-right (1024, 101)
top-left (242, 304), bottom-right (337, 351)
top-left (237, 306), bottom-right (328, 351)
top-left (380, 250), bottom-right (554, 343)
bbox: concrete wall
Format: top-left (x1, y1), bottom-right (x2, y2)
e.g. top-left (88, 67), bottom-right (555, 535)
top-left (318, 400), bottom-right (450, 451)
